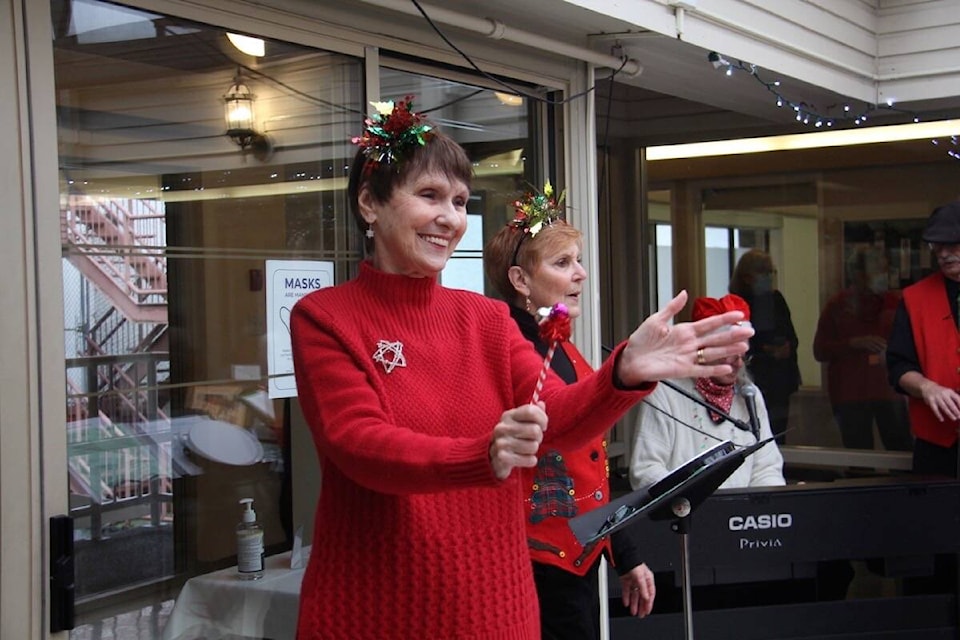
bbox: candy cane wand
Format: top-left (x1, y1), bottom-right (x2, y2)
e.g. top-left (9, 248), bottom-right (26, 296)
top-left (531, 303), bottom-right (572, 403)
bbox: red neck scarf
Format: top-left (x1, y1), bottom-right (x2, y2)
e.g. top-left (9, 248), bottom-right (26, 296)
top-left (695, 377), bottom-right (735, 423)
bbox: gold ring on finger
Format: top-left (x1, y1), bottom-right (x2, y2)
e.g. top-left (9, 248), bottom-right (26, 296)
top-left (696, 348), bottom-right (705, 365)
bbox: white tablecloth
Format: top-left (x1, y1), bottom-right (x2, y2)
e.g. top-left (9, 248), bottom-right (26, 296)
top-left (162, 547), bottom-right (308, 640)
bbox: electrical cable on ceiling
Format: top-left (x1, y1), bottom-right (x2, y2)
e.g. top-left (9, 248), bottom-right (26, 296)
top-left (168, 23), bottom-right (368, 118)
top-left (409, 0), bottom-right (630, 106)
top-left (169, 3), bottom-right (630, 119)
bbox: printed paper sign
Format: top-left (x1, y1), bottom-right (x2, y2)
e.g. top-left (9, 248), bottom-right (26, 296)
top-left (266, 260), bottom-right (333, 398)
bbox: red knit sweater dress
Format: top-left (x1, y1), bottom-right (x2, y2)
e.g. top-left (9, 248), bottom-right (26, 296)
top-left (290, 262), bottom-right (650, 639)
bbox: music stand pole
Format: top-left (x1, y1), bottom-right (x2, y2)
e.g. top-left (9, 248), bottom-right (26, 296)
top-left (671, 497), bottom-right (695, 640)
top-left (568, 438), bottom-right (776, 640)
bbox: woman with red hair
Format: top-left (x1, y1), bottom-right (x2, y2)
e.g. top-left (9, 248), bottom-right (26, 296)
top-left (484, 184), bottom-right (655, 639)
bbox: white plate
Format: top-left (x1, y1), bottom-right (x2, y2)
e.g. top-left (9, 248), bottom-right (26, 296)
top-left (185, 419), bottom-right (264, 466)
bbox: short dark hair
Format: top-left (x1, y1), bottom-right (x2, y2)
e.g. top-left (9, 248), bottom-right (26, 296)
top-left (347, 131), bottom-right (474, 254)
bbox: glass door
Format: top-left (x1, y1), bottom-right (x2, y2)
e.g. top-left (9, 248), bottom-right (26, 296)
top-left (52, 3), bottom-right (550, 633)
top-left (53, 0), bottom-right (364, 624)
top-left (378, 66), bottom-right (538, 296)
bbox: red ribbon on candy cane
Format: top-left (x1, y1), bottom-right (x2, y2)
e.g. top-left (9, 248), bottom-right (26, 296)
top-left (531, 303), bottom-right (572, 403)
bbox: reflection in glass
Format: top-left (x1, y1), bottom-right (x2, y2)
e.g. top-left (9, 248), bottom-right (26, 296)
top-left (54, 0), bottom-right (363, 617)
top-left (644, 134), bottom-right (956, 480)
top-left (379, 68), bottom-right (535, 295)
top-left (814, 243), bottom-right (911, 452)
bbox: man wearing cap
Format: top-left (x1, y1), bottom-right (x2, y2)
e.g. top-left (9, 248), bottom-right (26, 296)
top-left (886, 201), bottom-right (960, 477)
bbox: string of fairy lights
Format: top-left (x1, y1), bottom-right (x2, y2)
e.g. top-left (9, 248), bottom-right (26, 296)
top-left (707, 51), bottom-right (959, 160)
top-left (932, 136), bottom-right (960, 160)
top-left (706, 51), bottom-right (921, 128)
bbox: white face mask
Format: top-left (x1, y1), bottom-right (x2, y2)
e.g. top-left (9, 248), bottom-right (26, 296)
top-left (752, 273), bottom-right (773, 294)
top-left (868, 273), bottom-right (889, 294)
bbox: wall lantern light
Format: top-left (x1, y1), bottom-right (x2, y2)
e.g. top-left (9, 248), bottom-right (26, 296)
top-left (224, 70), bottom-right (257, 149)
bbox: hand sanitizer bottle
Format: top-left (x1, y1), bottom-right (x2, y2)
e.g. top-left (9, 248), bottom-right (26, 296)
top-left (236, 498), bottom-right (264, 580)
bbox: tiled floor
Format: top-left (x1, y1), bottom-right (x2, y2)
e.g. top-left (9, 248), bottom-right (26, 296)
top-left (69, 600), bottom-right (174, 640)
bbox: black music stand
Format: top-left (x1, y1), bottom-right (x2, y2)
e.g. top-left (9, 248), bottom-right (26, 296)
top-left (569, 436), bottom-right (776, 640)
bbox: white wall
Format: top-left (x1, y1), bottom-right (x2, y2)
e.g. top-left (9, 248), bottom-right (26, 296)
top-left (780, 215), bottom-right (822, 388)
top-left (877, 0), bottom-right (960, 103)
top-left (566, 0), bottom-right (960, 107)
top-left (3, 0), bottom-right (54, 637)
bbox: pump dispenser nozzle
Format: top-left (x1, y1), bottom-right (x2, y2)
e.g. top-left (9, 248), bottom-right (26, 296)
top-left (240, 497), bottom-right (256, 523)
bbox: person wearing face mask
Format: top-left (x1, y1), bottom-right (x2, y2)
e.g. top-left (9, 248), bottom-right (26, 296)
top-left (729, 250), bottom-right (801, 443)
top-left (887, 201), bottom-right (960, 477)
top-left (290, 99), bottom-right (752, 640)
top-left (813, 246), bottom-right (912, 452)
top-left (629, 294), bottom-right (786, 492)
top-left (483, 185), bottom-right (655, 640)
top-left (630, 296), bottom-right (857, 610)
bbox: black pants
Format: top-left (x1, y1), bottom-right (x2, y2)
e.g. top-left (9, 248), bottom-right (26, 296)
top-left (912, 437), bottom-right (959, 477)
top-left (905, 438), bottom-right (959, 596)
top-left (765, 392), bottom-right (792, 445)
top-left (834, 400), bottom-right (912, 451)
top-left (533, 558), bottom-right (602, 640)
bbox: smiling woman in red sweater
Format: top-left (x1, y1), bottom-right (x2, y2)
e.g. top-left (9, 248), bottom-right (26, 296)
top-left (290, 98), bottom-right (751, 640)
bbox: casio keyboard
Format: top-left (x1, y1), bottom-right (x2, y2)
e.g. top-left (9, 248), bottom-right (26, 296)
top-left (606, 476), bottom-right (960, 639)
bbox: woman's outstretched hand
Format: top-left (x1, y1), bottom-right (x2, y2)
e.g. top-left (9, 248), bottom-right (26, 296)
top-left (616, 290), bottom-right (754, 387)
top-left (489, 402), bottom-right (548, 480)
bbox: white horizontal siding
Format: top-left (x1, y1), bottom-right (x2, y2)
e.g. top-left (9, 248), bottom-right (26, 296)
top-left (567, 0), bottom-right (960, 106)
top-left (876, 0), bottom-right (960, 100)
top-left (740, 0), bottom-right (877, 52)
top-left (565, 0), bottom-right (880, 99)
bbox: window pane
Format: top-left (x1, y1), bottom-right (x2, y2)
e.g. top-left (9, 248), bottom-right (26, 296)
top-left (55, 0), bottom-right (363, 615)
top-left (645, 152), bottom-right (955, 480)
top-left (379, 68), bottom-right (533, 295)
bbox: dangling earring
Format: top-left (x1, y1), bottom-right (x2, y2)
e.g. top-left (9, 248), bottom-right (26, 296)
top-left (525, 297), bottom-right (534, 313)
top-left (365, 224), bottom-right (374, 239)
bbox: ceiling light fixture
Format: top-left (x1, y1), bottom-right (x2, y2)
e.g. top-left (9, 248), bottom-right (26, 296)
top-left (227, 33), bottom-right (265, 57)
top-left (647, 119), bottom-right (960, 160)
top-left (494, 91), bottom-right (524, 107)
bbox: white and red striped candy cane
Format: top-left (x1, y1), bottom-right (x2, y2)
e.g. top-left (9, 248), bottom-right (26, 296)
top-left (530, 303), bottom-right (571, 403)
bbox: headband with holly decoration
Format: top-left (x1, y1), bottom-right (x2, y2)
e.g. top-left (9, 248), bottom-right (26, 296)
top-left (509, 180), bottom-right (567, 265)
top-left (351, 96), bottom-right (433, 169)
top-left (510, 180), bottom-right (566, 237)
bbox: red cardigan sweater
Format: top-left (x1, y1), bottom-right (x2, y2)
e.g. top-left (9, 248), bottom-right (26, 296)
top-left (290, 262), bottom-right (650, 640)
top-left (902, 271), bottom-right (960, 447)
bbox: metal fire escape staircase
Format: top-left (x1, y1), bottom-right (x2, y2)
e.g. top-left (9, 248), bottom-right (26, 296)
top-left (62, 195), bottom-right (173, 538)
top-left (62, 195), bottom-right (168, 326)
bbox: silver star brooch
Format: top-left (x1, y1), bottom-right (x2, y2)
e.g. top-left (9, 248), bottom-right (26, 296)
top-left (372, 339), bottom-right (406, 374)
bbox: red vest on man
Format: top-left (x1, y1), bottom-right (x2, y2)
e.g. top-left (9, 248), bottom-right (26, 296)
top-left (902, 271), bottom-right (960, 447)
